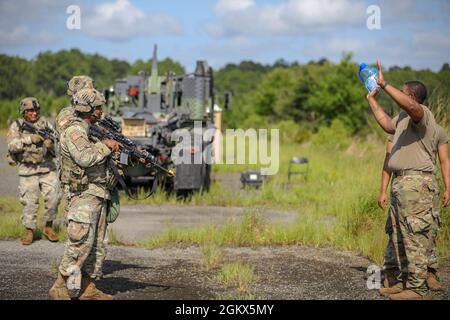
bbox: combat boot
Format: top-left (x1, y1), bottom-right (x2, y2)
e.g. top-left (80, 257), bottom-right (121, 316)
top-left (383, 269), bottom-right (401, 288)
top-left (427, 271), bottom-right (443, 291)
top-left (22, 228), bottom-right (34, 245)
top-left (49, 272), bottom-right (71, 300)
top-left (79, 276), bottom-right (113, 300)
top-left (379, 283), bottom-right (403, 297)
top-left (43, 221), bottom-right (59, 242)
top-left (389, 290), bottom-right (423, 300)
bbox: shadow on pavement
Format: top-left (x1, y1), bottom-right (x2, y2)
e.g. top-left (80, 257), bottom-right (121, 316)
top-left (103, 260), bottom-right (153, 275)
top-left (96, 276), bottom-right (172, 295)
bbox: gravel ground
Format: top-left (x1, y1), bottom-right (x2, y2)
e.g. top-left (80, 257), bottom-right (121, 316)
top-left (0, 240), bottom-right (373, 300)
top-left (0, 240), bottom-right (448, 300)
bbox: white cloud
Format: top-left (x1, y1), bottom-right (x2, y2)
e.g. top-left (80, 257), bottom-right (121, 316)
top-left (207, 0), bottom-right (437, 37)
top-left (281, 0), bottom-right (365, 27)
top-left (84, 0), bottom-right (182, 41)
top-left (214, 0), bottom-right (255, 15)
top-left (0, 0), bottom-right (70, 28)
top-left (0, 0), bottom-right (68, 47)
top-left (207, 0), bottom-right (367, 37)
top-left (413, 32), bottom-right (450, 50)
top-left (193, 36), bottom-right (298, 68)
top-left (0, 26), bottom-right (58, 47)
top-left (0, 26), bottom-right (30, 46)
top-left (304, 33), bottom-right (450, 71)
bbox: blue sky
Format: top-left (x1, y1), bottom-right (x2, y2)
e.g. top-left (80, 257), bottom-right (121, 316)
top-left (0, 0), bottom-right (449, 71)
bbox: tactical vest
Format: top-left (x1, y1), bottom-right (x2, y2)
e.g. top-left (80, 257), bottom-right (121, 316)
top-left (60, 117), bottom-right (109, 193)
top-left (15, 119), bottom-right (47, 164)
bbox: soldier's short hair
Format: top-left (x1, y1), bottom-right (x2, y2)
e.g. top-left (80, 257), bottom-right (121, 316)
top-left (405, 81), bottom-right (427, 104)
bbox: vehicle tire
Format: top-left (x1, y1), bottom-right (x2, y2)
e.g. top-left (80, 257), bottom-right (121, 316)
top-left (200, 163), bottom-right (211, 193)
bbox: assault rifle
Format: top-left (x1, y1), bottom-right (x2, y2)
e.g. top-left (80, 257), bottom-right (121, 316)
top-left (21, 120), bottom-right (58, 144)
top-left (88, 119), bottom-right (174, 177)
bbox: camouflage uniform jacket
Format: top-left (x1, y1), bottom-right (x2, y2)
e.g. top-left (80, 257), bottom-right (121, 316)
top-left (60, 117), bottom-right (112, 199)
top-left (7, 117), bottom-right (57, 176)
top-left (55, 106), bottom-right (75, 134)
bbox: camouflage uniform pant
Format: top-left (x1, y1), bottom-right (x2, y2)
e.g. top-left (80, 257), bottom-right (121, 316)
top-left (428, 193), bottom-right (442, 271)
top-left (383, 174), bottom-right (441, 295)
top-left (18, 171), bottom-right (59, 230)
top-left (59, 193), bottom-right (108, 280)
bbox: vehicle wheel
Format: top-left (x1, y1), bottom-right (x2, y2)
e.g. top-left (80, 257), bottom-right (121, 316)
top-left (176, 189), bottom-right (193, 200)
top-left (200, 164), bottom-right (211, 193)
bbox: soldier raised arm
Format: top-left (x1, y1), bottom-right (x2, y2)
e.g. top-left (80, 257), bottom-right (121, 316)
top-left (367, 60), bottom-right (444, 300)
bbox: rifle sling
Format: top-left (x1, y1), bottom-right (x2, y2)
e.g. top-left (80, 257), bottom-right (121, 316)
top-left (108, 157), bottom-right (158, 200)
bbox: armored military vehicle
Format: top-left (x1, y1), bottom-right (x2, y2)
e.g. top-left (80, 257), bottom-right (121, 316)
top-left (105, 45), bottom-right (222, 196)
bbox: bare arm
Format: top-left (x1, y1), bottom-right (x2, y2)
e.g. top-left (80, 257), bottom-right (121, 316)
top-left (367, 94), bottom-right (395, 134)
top-left (376, 60), bottom-right (424, 122)
top-left (383, 85), bottom-right (424, 122)
top-left (438, 143), bottom-right (450, 207)
top-left (378, 142), bottom-right (393, 209)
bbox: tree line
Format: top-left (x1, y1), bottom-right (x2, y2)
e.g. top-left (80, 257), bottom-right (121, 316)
top-left (219, 54), bottom-right (450, 141)
top-left (1, 49), bottom-right (449, 139)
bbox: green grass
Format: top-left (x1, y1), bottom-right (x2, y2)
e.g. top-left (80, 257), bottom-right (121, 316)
top-left (0, 197), bottom-right (23, 239)
top-left (215, 292), bottom-right (256, 300)
top-left (200, 243), bottom-right (223, 271)
top-left (2, 132), bottom-right (449, 267)
top-left (137, 138), bottom-right (386, 255)
top-left (141, 211), bottom-right (271, 248)
top-left (437, 212), bottom-right (450, 258)
top-left (0, 196), bottom-right (67, 241)
top-left (108, 228), bottom-right (128, 246)
top-left (136, 135), bottom-right (450, 265)
top-left (217, 262), bottom-right (257, 293)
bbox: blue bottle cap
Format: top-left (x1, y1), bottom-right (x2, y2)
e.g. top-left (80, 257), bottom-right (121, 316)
top-left (358, 63), bottom-right (367, 83)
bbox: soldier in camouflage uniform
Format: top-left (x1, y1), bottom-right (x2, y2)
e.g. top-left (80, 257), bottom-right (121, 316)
top-left (379, 125), bottom-right (449, 294)
top-left (49, 88), bottom-right (120, 300)
top-left (367, 60), bottom-right (448, 299)
top-left (56, 76), bottom-right (95, 221)
top-left (7, 97), bottom-right (60, 245)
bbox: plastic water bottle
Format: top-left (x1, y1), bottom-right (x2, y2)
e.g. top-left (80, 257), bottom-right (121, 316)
top-left (358, 63), bottom-right (379, 93)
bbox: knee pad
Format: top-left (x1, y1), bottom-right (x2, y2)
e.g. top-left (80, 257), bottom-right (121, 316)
top-left (66, 265), bottom-right (82, 298)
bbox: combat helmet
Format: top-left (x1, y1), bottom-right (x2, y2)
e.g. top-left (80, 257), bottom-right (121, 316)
top-left (67, 75), bottom-right (94, 96)
top-left (19, 97), bottom-right (40, 114)
top-left (72, 88), bottom-right (106, 113)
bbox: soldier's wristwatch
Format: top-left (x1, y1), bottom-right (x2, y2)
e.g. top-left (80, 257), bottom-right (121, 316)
top-left (380, 81), bottom-right (388, 89)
